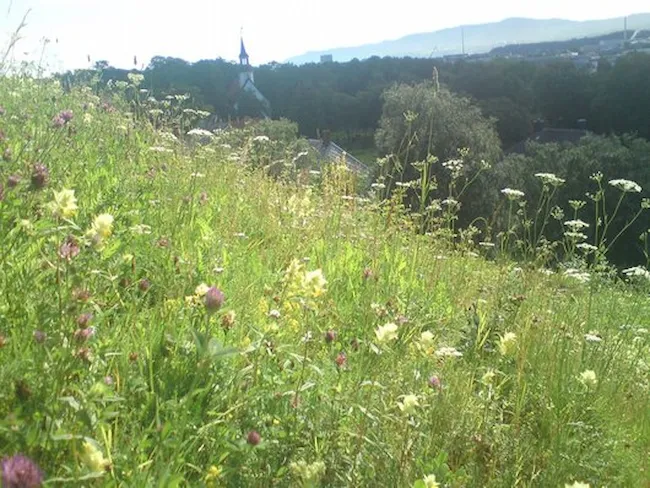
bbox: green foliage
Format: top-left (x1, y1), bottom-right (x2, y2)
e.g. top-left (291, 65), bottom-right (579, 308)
top-left (0, 75), bottom-right (648, 488)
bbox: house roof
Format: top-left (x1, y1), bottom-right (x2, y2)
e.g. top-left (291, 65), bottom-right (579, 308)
top-left (506, 128), bottom-right (588, 154)
top-left (307, 139), bottom-right (369, 174)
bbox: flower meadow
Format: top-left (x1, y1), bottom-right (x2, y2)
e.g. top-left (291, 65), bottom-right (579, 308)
top-left (0, 77), bottom-right (649, 487)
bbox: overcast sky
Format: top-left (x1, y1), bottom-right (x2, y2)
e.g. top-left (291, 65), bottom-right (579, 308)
top-left (1, 0), bottom-right (648, 71)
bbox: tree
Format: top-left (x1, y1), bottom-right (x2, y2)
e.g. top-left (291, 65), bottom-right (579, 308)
top-left (375, 81), bottom-right (502, 224)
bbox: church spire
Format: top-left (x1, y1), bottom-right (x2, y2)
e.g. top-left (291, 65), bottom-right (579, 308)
top-left (239, 35), bottom-right (249, 66)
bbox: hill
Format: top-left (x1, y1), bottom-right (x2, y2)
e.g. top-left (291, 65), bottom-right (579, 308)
top-left (0, 76), bottom-right (649, 486)
top-left (287, 13), bottom-right (650, 63)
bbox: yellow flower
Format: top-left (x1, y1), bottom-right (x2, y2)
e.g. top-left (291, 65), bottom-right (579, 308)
top-left (92, 214), bottom-right (114, 238)
top-left (375, 323), bottom-right (398, 343)
top-left (49, 188), bottom-right (78, 218)
top-left (418, 330), bottom-right (435, 353)
top-left (498, 332), bottom-right (517, 356)
top-left (397, 394), bottom-right (419, 415)
top-left (481, 369), bottom-right (497, 385)
top-left (80, 441), bottom-right (108, 473)
top-left (423, 474), bottom-right (440, 488)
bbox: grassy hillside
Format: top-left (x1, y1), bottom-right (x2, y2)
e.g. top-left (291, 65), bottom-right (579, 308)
top-left (0, 77), bottom-right (649, 487)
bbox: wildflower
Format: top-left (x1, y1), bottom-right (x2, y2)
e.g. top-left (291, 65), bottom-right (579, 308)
top-left (7, 174), bottom-right (20, 188)
top-left (252, 135), bottom-right (270, 143)
top-left (564, 219), bottom-right (589, 230)
top-left (90, 214), bottom-right (114, 241)
top-left (74, 327), bottom-right (95, 343)
top-left (564, 231), bottom-right (588, 241)
top-left (204, 465), bottom-right (222, 484)
top-left (609, 179), bottom-right (642, 193)
top-left (622, 266), bottom-right (650, 280)
top-left (59, 236), bottom-right (80, 261)
top-left (584, 331), bottom-right (602, 343)
top-left (397, 394), bottom-right (420, 415)
top-left (1, 454), bottom-right (43, 488)
top-left (138, 279), bottom-right (151, 292)
top-left (268, 309), bottom-right (281, 319)
top-left (535, 172), bottom-right (565, 186)
top-left (289, 460), bottom-right (326, 484)
top-left (422, 474), bottom-right (441, 488)
top-left (576, 243), bottom-right (598, 253)
top-left (325, 330), bottom-right (337, 343)
top-left (363, 267), bottom-right (375, 280)
top-left (435, 346), bottom-right (463, 358)
top-left (564, 268), bottom-right (591, 283)
top-left (80, 441), bottom-right (109, 472)
top-left (31, 163), bottom-right (49, 189)
top-left (48, 189), bottom-right (78, 219)
top-left (221, 310), bottom-right (236, 330)
top-left (428, 375), bottom-right (442, 389)
top-left (59, 110), bottom-right (74, 123)
top-left (501, 188), bottom-right (525, 200)
top-left (204, 287), bottom-right (225, 312)
top-left (564, 482), bottom-right (590, 488)
top-left (375, 323), bottom-right (398, 343)
top-left (149, 146), bottom-right (173, 153)
top-left (33, 331), bottom-right (47, 344)
top-left (479, 241), bottom-right (495, 248)
top-left (127, 73), bottom-right (144, 86)
top-left (52, 115), bottom-right (66, 128)
top-left (83, 113), bottom-right (93, 124)
top-left (418, 331), bottom-right (435, 353)
top-left (481, 369), bottom-right (497, 384)
top-left (335, 352), bottom-right (347, 367)
top-left (302, 269), bottom-right (327, 297)
top-left (187, 128), bottom-right (214, 138)
top-left (579, 370), bottom-right (597, 387)
top-left (76, 313), bottom-right (93, 328)
top-left (247, 430), bottom-right (261, 446)
top-left (2, 148), bottom-right (11, 161)
top-left (498, 332), bottom-right (517, 357)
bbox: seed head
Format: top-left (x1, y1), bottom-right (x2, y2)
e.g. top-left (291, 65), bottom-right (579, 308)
top-left (335, 351), bottom-right (347, 367)
top-left (33, 331), bottom-right (47, 344)
top-left (7, 175), bottom-right (21, 188)
top-left (31, 164), bottom-right (49, 189)
top-left (76, 313), bottom-right (93, 328)
top-left (138, 278), bottom-right (151, 292)
top-left (247, 430), bottom-right (261, 446)
top-left (325, 330), bottom-right (337, 343)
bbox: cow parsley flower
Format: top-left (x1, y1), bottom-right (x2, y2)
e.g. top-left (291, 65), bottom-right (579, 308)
top-left (564, 219), bottom-right (589, 230)
top-left (187, 128), bottom-right (214, 138)
top-left (535, 172), bottom-right (565, 186)
top-left (501, 188), bottom-right (525, 200)
top-left (434, 346), bottom-right (463, 358)
top-left (609, 179), bottom-right (642, 193)
top-left (622, 266), bottom-right (650, 280)
top-left (579, 370), bottom-right (597, 387)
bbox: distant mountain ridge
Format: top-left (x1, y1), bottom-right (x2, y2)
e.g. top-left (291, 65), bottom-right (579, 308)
top-left (287, 13), bottom-right (650, 64)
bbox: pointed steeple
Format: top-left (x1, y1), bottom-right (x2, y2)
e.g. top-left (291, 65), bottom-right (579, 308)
top-left (239, 37), bottom-right (249, 66)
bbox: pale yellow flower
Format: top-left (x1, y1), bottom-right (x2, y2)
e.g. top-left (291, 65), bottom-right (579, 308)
top-left (375, 323), bottom-right (398, 343)
top-left (498, 332), bottom-right (517, 356)
top-left (92, 214), bottom-right (114, 239)
top-left (80, 441), bottom-right (108, 473)
top-left (194, 283), bottom-right (210, 297)
top-left (423, 474), bottom-right (441, 488)
top-left (565, 482), bottom-right (590, 488)
top-left (303, 269), bottom-right (327, 297)
top-left (397, 394), bottom-right (419, 415)
top-left (418, 331), bottom-right (435, 351)
top-left (49, 188), bottom-right (78, 218)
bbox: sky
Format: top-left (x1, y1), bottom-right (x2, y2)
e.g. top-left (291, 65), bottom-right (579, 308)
top-left (1, 0), bottom-right (648, 72)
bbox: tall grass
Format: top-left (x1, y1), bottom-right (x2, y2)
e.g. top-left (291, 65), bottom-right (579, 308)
top-left (0, 76), bottom-right (648, 487)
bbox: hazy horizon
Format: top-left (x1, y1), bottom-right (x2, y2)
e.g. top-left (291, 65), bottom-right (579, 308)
top-left (1, 0), bottom-right (649, 72)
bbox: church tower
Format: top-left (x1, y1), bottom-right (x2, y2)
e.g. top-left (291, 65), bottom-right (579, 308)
top-left (239, 37), bottom-right (254, 85)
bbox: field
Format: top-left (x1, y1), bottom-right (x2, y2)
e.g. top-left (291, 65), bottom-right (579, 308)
top-left (0, 77), bottom-right (649, 487)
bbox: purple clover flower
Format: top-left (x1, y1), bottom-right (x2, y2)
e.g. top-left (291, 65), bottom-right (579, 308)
top-left (1, 454), bottom-right (43, 487)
